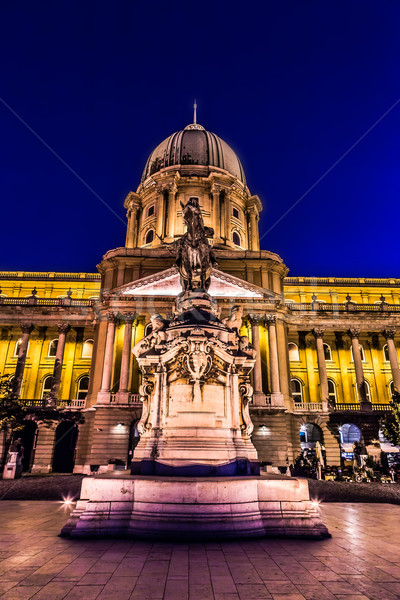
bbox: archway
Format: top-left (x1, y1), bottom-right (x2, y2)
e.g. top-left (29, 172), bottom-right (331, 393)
top-left (20, 420), bottom-right (37, 472)
top-left (339, 423), bottom-right (361, 462)
top-left (52, 420), bottom-right (78, 473)
top-left (128, 420), bottom-right (141, 466)
top-left (340, 423), bottom-right (361, 444)
top-left (300, 423), bottom-right (323, 449)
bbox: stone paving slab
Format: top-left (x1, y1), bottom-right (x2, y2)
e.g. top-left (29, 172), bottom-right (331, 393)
top-left (0, 502), bottom-right (399, 599)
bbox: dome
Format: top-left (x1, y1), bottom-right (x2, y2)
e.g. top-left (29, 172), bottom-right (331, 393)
top-left (141, 122), bottom-right (246, 184)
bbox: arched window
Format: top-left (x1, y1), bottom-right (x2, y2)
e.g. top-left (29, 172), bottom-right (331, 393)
top-left (147, 205), bottom-right (155, 217)
top-left (291, 378), bottom-right (303, 403)
top-left (340, 423), bottom-right (361, 444)
top-left (14, 339), bottom-right (22, 357)
top-left (232, 207), bottom-right (240, 220)
top-left (48, 339), bottom-right (58, 357)
top-left (327, 379), bottom-right (337, 404)
top-left (77, 376), bottom-right (89, 400)
top-left (232, 231), bottom-right (241, 247)
top-left (41, 375), bottom-right (53, 399)
top-left (82, 339), bottom-right (94, 358)
top-left (383, 344), bottom-right (390, 362)
top-left (288, 342), bottom-right (299, 361)
top-left (389, 381), bottom-right (395, 400)
top-left (145, 229), bottom-right (154, 245)
top-left (323, 343), bottom-right (332, 361)
top-left (351, 344), bottom-right (366, 362)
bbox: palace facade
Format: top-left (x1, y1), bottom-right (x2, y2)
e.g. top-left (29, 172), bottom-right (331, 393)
top-left (1, 119), bottom-right (400, 473)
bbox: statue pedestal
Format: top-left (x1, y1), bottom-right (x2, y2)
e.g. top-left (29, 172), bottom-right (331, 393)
top-left (61, 473), bottom-right (330, 539)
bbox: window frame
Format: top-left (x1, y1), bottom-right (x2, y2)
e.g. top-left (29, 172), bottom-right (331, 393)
top-left (327, 378), bottom-right (337, 404)
top-left (48, 339), bottom-right (59, 358)
top-left (144, 229), bottom-right (155, 245)
top-left (323, 343), bottom-right (332, 361)
top-left (291, 378), bottom-right (303, 403)
top-left (77, 376), bottom-right (89, 400)
top-left (288, 342), bottom-right (300, 362)
top-left (41, 375), bottom-right (53, 399)
top-left (232, 230), bottom-right (241, 247)
top-left (82, 339), bottom-right (94, 359)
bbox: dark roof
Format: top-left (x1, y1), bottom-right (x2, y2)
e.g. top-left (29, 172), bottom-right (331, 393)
top-left (141, 124), bottom-right (246, 184)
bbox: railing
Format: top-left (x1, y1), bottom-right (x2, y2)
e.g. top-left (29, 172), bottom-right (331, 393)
top-left (285, 302), bottom-right (400, 312)
top-left (372, 403), bottom-right (392, 411)
top-left (0, 298), bottom-right (96, 307)
top-left (294, 402), bottom-right (323, 412)
top-left (333, 403), bottom-right (361, 411)
top-left (21, 398), bottom-right (86, 409)
top-left (284, 276), bottom-right (400, 286)
top-left (109, 393), bottom-right (141, 405)
top-left (0, 271), bottom-right (101, 281)
top-left (332, 402), bottom-right (391, 412)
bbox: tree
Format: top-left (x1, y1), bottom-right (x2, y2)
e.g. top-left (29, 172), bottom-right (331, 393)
top-left (0, 375), bottom-right (29, 472)
top-left (380, 391), bottom-right (400, 447)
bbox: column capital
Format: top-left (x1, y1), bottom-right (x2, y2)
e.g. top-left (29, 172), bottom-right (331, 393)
top-left (57, 323), bottom-right (70, 334)
top-left (348, 327), bottom-right (360, 339)
top-left (210, 183), bottom-right (224, 195)
top-left (312, 328), bottom-right (325, 339)
top-left (20, 323), bottom-right (34, 334)
top-left (383, 328), bottom-right (396, 340)
top-left (248, 313), bottom-right (262, 325)
top-left (264, 314), bottom-right (277, 325)
top-left (107, 312), bottom-right (119, 323)
top-left (122, 312), bottom-right (137, 323)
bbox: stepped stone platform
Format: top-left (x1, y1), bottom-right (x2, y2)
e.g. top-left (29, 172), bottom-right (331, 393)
top-left (61, 472), bottom-right (330, 539)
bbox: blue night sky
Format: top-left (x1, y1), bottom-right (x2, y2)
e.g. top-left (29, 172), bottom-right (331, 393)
top-left (1, 1), bottom-right (399, 277)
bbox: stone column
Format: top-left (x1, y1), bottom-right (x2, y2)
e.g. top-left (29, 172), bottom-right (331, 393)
top-left (312, 328), bottom-right (329, 410)
top-left (125, 206), bottom-right (134, 248)
top-left (12, 323), bottom-right (34, 397)
top-left (383, 329), bottom-right (400, 393)
top-left (98, 313), bottom-right (118, 403)
top-left (211, 185), bottom-right (222, 242)
top-left (224, 193), bottom-right (231, 243)
top-left (248, 315), bottom-right (265, 405)
top-left (156, 188), bottom-right (166, 240)
top-left (50, 323), bottom-right (70, 400)
top-left (249, 210), bottom-right (259, 251)
top-left (265, 315), bottom-right (284, 407)
top-left (116, 314), bottom-right (135, 403)
top-left (167, 190), bottom-right (176, 240)
top-left (348, 327), bottom-right (369, 408)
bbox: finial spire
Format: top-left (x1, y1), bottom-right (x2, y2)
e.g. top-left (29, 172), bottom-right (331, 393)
top-left (193, 99), bottom-right (197, 124)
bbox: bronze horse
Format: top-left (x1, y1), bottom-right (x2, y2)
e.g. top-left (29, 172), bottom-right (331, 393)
top-left (175, 198), bottom-right (218, 292)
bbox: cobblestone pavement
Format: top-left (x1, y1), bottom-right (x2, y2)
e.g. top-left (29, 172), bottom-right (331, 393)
top-left (0, 502), bottom-right (399, 599)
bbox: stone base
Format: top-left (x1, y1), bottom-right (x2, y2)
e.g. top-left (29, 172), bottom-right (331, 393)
top-left (61, 473), bottom-right (330, 540)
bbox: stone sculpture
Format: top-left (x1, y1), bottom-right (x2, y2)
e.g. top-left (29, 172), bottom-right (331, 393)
top-left (175, 197), bottom-right (218, 291)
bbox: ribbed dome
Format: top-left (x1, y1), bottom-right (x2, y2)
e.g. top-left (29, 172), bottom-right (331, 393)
top-left (141, 123), bottom-right (246, 184)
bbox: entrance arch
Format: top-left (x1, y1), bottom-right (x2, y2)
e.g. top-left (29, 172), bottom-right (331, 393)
top-left (52, 420), bottom-right (78, 473)
top-left (300, 423), bottom-right (323, 449)
top-left (20, 420), bottom-right (37, 472)
top-left (340, 423), bottom-right (361, 445)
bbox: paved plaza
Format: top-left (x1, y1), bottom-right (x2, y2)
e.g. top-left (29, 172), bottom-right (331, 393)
top-left (0, 502), bottom-right (399, 599)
